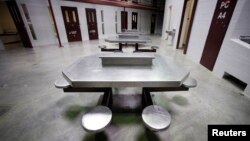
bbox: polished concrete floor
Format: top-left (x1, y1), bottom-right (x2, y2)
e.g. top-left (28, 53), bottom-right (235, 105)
top-left (0, 36), bottom-right (250, 141)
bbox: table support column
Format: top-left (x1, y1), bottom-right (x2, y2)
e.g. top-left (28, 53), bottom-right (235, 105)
top-left (135, 43), bottom-right (139, 51)
top-left (119, 43), bottom-right (123, 51)
top-left (142, 88), bottom-right (153, 109)
top-left (101, 88), bottom-right (113, 108)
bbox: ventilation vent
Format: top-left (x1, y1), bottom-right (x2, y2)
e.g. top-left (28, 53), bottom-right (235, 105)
top-left (223, 72), bottom-right (247, 91)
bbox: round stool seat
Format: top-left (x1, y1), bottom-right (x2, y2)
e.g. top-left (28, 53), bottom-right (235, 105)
top-left (98, 45), bottom-right (107, 49)
top-left (82, 106), bottom-right (112, 132)
top-left (142, 105), bottom-right (171, 131)
top-left (54, 77), bottom-right (70, 88)
top-left (183, 77), bottom-right (197, 88)
top-left (151, 45), bottom-right (159, 49)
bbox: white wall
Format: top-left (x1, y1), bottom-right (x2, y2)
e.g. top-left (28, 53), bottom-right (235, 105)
top-left (53, 0), bottom-right (123, 42)
top-left (186, 0), bottom-right (217, 62)
top-left (227, 1), bottom-right (250, 39)
top-left (162, 0), bottom-right (185, 47)
top-left (17, 0), bottom-right (163, 45)
top-left (18, 0), bottom-right (58, 46)
top-left (184, 0), bottom-right (250, 96)
top-left (123, 8), bottom-right (155, 34)
top-left (213, 0), bottom-right (250, 96)
top-left (53, 0), bottom-right (164, 43)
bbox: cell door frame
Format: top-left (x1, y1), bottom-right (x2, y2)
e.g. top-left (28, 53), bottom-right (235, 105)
top-left (6, 1), bottom-right (33, 48)
top-left (61, 6), bottom-right (82, 42)
top-left (150, 14), bottom-right (156, 34)
top-left (176, 0), bottom-right (198, 54)
top-left (121, 11), bottom-right (128, 31)
top-left (132, 12), bottom-right (138, 30)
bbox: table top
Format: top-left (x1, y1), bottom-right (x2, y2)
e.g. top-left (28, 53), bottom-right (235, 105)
top-left (105, 36), bottom-right (151, 44)
top-left (62, 53), bottom-right (189, 88)
top-left (99, 53), bottom-right (155, 59)
top-left (117, 31), bottom-right (146, 35)
top-left (100, 53), bottom-right (155, 66)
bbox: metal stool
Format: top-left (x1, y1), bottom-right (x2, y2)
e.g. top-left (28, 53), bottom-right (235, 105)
top-left (142, 105), bottom-right (171, 131)
top-left (54, 77), bottom-right (70, 88)
top-left (98, 45), bottom-right (107, 49)
top-left (98, 45), bottom-right (122, 52)
top-left (183, 77), bottom-right (197, 88)
top-left (151, 45), bottom-right (159, 50)
top-left (133, 45), bottom-right (159, 53)
top-left (82, 106), bottom-right (112, 132)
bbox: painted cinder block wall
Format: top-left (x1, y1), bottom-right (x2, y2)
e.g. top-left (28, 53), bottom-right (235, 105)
top-left (186, 0), bottom-right (250, 96)
top-left (15, 0), bottom-right (250, 95)
top-left (17, 0), bottom-right (58, 46)
top-left (162, 0), bottom-right (250, 96)
top-left (16, 0), bottom-right (163, 46)
top-left (213, 0), bottom-right (250, 96)
top-left (162, 0), bottom-right (185, 47)
top-left (185, 0), bottom-right (217, 62)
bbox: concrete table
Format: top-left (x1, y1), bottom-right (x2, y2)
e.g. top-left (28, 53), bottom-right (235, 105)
top-left (56, 53), bottom-right (192, 131)
top-left (117, 30), bottom-right (146, 35)
top-left (62, 53), bottom-right (189, 88)
top-left (104, 35), bottom-right (151, 52)
top-left (99, 53), bottom-right (155, 66)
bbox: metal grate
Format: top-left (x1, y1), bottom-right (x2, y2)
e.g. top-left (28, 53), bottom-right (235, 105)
top-left (223, 72), bottom-right (247, 91)
top-left (239, 36), bottom-right (250, 44)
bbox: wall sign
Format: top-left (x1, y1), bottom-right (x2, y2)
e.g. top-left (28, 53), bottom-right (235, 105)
top-left (200, 0), bottom-right (237, 71)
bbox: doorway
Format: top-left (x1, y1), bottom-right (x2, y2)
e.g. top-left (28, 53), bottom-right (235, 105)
top-left (176, 0), bottom-right (197, 54)
top-left (61, 6), bottom-right (82, 42)
top-left (121, 11), bottom-right (128, 31)
top-left (85, 8), bottom-right (99, 40)
top-left (0, 1), bottom-right (33, 48)
top-left (132, 12), bottom-right (138, 30)
top-left (150, 14), bottom-right (156, 34)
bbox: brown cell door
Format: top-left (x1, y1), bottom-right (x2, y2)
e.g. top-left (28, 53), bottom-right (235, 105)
top-left (6, 1), bottom-right (33, 48)
top-left (121, 11), bottom-right (128, 31)
top-left (61, 6), bottom-right (82, 42)
top-left (200, 0), bottom-right (237, 71)
top-left (132, 12), bottom-right (138, 30)
top-left (85, 8), bottom-right (99, 40)
top-left (150, 14), bottom-right (156, 34)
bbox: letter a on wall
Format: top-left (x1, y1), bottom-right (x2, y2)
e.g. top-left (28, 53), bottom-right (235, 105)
top-left (200, 0), bottom-right (237, 71)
